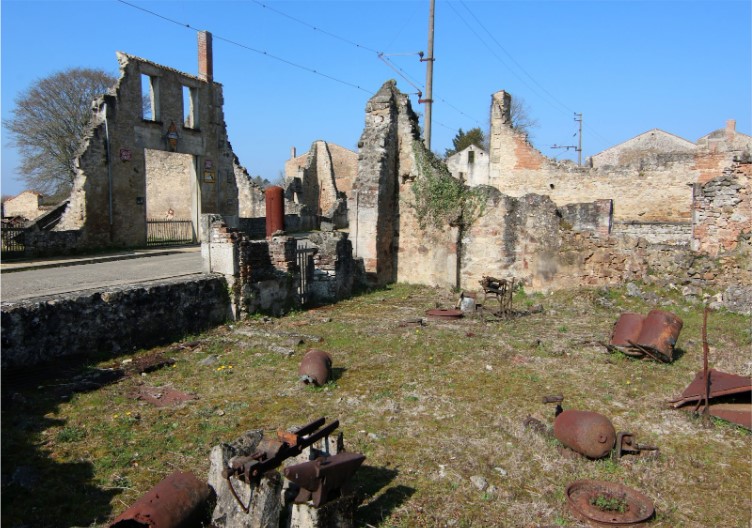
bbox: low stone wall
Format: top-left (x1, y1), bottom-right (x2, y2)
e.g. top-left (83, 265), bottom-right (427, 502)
top-left (1, 275), bottom-right (230, 369)
top-left (611, 221), bottom-right (692, 245)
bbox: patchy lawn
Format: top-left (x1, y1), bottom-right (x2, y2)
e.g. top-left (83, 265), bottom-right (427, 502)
top-left (2, 282), bottom-right (750, 527)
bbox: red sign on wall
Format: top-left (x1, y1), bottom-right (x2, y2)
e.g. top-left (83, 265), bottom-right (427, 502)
top-left (119, 149), bottom-right (132, 161)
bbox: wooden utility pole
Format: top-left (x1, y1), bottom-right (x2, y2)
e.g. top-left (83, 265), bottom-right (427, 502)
top-left (421, 0), bottom-right (435, 150)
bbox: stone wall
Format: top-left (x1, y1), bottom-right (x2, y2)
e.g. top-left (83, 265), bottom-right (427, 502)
top-left (144, 149), bottom-right (194, 220)
top-left (691, 162), bottom-right (751, 256)
top-left (307, 231), bottom-right (361, 303)
top-left (56, 32), bottom-right (241, 249)
top-left (1, 275), bottom-right (230, 369)
top-left (611, 221), bottom-right (692, 245)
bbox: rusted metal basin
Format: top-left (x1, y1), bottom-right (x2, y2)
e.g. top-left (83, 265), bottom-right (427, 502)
top-left (554, 410), bottom-right (616, 459)
top-left (636, 310), bottom-right (683, 361)
top-left (110, 471), bottom-right (211, 528)
top-left (670, 369), bottom-right (751, 429)
top-left (566, 479), bottom-right (655, 526)
top-left (610, 313), bottom-right (644, 349)
top-left (426, 308), bottom-right (463, 320)
top-left (299, 349), bottom-right (332, 386)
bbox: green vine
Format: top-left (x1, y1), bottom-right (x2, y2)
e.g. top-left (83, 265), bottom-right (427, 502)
top-left (411, 140), bottom-right (488, 230)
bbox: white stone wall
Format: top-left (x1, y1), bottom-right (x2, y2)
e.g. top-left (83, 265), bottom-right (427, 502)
top-left (3, 191), bottom-right (43, 220)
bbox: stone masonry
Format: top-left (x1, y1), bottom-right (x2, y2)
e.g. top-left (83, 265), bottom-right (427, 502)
top-left (55, 31), bottom-right (241, 248)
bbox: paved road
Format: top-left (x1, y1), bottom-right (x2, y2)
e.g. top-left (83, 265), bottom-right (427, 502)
top-left (1, 251), bottom-right (205, 302)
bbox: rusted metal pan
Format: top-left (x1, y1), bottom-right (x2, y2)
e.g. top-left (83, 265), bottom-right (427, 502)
top-left (554, 410), bottom-right (616, 459)
top-left (670, 369), bottom-right (751, 429)
top-left (566, 479), bottom-right (655, 526)
top-left (425, 308), bottom-right (463, 320)
top-left (110, 471), bottom-right (211, 528)
top-left (299, 349), bottom-right (332, 386)
top-left (284, 452), bottom-right (366, 507)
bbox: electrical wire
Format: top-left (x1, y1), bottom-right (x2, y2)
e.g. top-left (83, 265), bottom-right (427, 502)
top-left (116, 0), bottom-right (372, 95)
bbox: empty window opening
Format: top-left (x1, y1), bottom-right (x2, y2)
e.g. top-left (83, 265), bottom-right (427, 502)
top-left (141, 74), bottom-right (160, 121)
top-left (183, 86), bottom-right (198, 128)
top-left (468, 150), bottom-right (475, 164)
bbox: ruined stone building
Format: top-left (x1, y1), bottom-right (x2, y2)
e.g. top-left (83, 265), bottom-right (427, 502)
top-left (447, 92), bottom-right (751, 245)
top-left (2, 191), bottom-right (48, 222)
top-left (49, 32), bottom-right (243, 250)
top-left (349, 81), bottom-right (751, 295)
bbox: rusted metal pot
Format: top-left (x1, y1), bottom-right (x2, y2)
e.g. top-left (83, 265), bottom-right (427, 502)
top-left (638, 310), bottom-right (683, 361)
top-left (110, 471), bottom-right (211, 528)
top-left (299, 349), bottom-right (332, 386)
top-left (554, 410), bottom-right (616, 459)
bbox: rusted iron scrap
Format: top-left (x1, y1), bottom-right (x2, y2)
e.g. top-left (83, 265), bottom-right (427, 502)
top-left (223, 417), bottom-right (339, 512)
top-left (669, 307), bottom-right (751, 430)
top-left (566, 479), bottom-right (655, 526)
top-left (554, 410), bottom-right (617, 459)
top-left (283, 452), bottom-right (366, 507)
top-left (607, 310), bottom-right (683, 362)
top-left (298, 349), bottom-right (332, 386)
top-left (425, 308), bottom-right (464, 320)
top-left (110, 471), bottom-right (211, 528)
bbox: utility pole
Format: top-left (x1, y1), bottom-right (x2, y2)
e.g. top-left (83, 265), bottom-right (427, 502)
top-left (420, 0), bottom-right (435, 150)
top-left (552, 112), bottom-right (583, 166)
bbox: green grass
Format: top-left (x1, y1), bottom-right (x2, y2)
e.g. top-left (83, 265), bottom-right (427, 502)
top-left (1, 282), bottom-right (750, 527)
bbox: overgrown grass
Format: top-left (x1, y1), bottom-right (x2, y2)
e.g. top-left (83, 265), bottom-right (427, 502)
top-left (2, 283), bottom-right (750, 527)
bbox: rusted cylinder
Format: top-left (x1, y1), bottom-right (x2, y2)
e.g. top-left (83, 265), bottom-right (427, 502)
top-left (638, 309), bottom-right (683, 360)
top-left (553, 410), bottom-right (616, 459)
top-left (110, 471), bottom-right (211, 528)
top-left (265, 185), bottom-right (285, 237)
top-left (299, 349), bottom-right (332, 386)
top-left (609, 312), bottom-right (644, 347)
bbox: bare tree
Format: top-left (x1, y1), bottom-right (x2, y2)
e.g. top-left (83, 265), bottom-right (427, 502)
top-left (4, 68), bottom-right (116, 195)
top-left (509, 96), bottom-right (539, 140)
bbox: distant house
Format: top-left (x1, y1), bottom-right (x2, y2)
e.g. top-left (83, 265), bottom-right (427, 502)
top-left (589, 129), bottom-right (697, 169)
top-left (445, 144), bottom-right (490, 186)
top-left (2, 191), bottom-right (46, 222)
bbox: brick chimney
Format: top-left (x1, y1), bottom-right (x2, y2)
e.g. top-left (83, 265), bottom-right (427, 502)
top-left (726, 119), bottom-right (736, 142)
top-left (290, 146), bottom-right (297, 159)
top-left (198, 31), bottom-right (213, 82)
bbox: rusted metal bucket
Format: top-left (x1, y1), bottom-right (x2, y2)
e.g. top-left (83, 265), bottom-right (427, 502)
top-left (284, 452), bottom-right (366, 507)
top-left (637, 310), bottom-right (683, 361)
top-left (609, 313), bottom-right (644, 349)
top-left (110, 471), bottom-right (211, 528)
top-left (299, 349), bottom-right (332, 386)
top-left (554, 410), bottom-right (616, 459)
top-left (566, 479), bottom-right (655, 526)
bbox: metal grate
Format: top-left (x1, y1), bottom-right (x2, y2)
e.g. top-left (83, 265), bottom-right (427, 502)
top-left (146, 219), bottom-right (195, 247)
top-left (1, 226), bottom-right (26, 259)
top-left (296, 247), bottom-right (317, 305)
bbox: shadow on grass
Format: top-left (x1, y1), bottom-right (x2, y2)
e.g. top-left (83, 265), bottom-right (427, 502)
top-left (353, 465), bottom-right (415, 527)
top-left (1, 357), bottom-right (120, 528)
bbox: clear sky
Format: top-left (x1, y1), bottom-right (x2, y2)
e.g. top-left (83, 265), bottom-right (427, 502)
top-left (2, 0), bottom-right (750, 197)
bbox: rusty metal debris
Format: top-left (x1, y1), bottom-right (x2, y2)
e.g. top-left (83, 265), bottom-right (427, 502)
top-left (110, 471), bottom-right (211, 528)
top-left (554, 410), bottom-right (616, 459)
top-left (223, 417), bottom-right (339, 512)
top-left (669, 307), bottom-right (751, 430)
top-left (283, 452), bottom-right (366, 507)
top-left (479, 275), bottom-right (515, 318)
top-left (298, 349), bottom-right (332, 386)
top-left (566, 479), bottom-right (655, 526)
top-left (425, 308), bottom-right (463, 320)
top-left (608, 310), bottom-right (683, 362)
top-left (613, 432), bottom-right (659, 459)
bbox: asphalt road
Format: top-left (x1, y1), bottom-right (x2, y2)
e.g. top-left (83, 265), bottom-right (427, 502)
top-left (1, 251), bottom-right (205, 302)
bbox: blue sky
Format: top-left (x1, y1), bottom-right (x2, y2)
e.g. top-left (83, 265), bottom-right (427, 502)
top-left (2, 0), bottom-right (750, 197)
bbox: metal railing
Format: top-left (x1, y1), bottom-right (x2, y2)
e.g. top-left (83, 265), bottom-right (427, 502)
top-left (1, 226), bottom-right (26, 260)
top-left (146, 219), bottom-right (195, 247)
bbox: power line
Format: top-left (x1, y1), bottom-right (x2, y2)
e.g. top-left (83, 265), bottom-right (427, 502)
top-left (116, 0), bottom-right (372, 95)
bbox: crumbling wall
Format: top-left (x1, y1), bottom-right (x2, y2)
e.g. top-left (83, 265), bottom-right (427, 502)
top-left (236, 155), bottom-right (266, 219)
top-left (349, 81), bottom-right (418, 285)
top-left (56, 34), bottom-right (240, 249)
top-left (692, 162), bottom-right (752, 256)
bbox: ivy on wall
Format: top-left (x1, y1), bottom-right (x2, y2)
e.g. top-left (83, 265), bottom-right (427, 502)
top-left (411, 141), bottom-right (488, 230)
